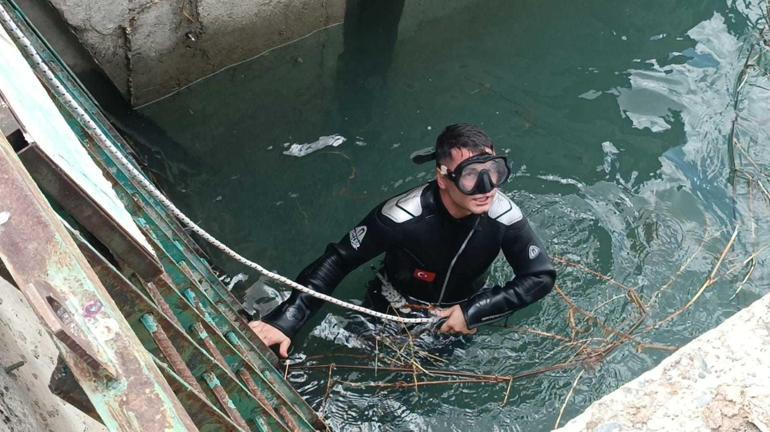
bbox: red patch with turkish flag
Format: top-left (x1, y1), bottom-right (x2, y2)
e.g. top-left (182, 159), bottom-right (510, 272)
top-left (413, 268), bottom-right (436, 283)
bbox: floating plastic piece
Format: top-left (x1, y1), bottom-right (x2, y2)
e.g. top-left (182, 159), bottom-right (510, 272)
top-left (282, 134), bottom-right (346, 157)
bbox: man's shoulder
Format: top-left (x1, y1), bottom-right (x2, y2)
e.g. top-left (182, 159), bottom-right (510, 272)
top-left (380, 183), bottom-right (431, 223)
top-left (488, 192), bottom-right (523, 226)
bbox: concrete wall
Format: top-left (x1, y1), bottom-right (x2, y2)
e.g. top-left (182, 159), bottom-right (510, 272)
top-left (43, 0), bottom-right (346, 106)
top-left (0, 277), bottom-right (106, 432)
top-left (554, 293), bottom-right (770, 432)
top-left (33, 0), bottom-right (482, 107)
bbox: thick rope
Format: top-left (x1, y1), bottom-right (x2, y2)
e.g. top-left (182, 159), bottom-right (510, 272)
top-left (0, 6), bottom-right (434, 325)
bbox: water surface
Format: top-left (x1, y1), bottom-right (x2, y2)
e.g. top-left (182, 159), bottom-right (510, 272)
top-left (136, 1), bottom-right (770, 430)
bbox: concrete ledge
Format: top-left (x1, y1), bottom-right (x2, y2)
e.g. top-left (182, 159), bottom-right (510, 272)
top-left (555, 294), bottom-right (770, 432)
top-left (0, 276), bottom-right (106, 432)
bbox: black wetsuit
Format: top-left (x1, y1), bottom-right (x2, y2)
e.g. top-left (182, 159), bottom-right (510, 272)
top-left (262, 181), bottom-right (556, 339)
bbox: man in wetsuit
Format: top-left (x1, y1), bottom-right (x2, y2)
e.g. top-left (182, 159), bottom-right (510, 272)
top-left (249, 124), bottom-right (556, 357)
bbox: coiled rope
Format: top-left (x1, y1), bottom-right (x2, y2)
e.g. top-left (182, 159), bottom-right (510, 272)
top-left (0, 5), bottom-right (434, 325)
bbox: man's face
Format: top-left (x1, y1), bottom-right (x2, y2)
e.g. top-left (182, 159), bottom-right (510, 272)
top-left (436, 147), bottom-right (497, 216)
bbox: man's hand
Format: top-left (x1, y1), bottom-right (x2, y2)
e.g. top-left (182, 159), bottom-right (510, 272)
top-left (434, 305), bottom-right (477, 335)
top-left (248, 321), bottom-right (292, 358)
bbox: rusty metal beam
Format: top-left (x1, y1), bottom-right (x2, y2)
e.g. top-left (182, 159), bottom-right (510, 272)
top-left (145, 278), bottom-right (184, 328)
top-left (17, 141), bottom-right (163, 280)
top-left (141, 314), bottom-right (206, 396)
top-left (203, 372), bottom-right (253, 432)
top-left (154, 358), bottom-right (250, 432)
top-left (0, 133), bottom-right (198, 430)
top-left (140, 227), bottom-right (279, 366)
top-left (192, 322), bottom-right (235, 377)
top-left (68, 227), bottom-right (298, 431)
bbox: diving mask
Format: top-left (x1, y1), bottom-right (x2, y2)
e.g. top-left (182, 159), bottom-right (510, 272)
top-left (439, 154), bottom-right (511, 195)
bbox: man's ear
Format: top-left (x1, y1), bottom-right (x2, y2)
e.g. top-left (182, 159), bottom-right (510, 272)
top-left (436, 168), bottom-right (448, 190)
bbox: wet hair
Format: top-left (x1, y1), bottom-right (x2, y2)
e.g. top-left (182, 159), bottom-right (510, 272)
top-left (435, 123), bottom-right (494, 166)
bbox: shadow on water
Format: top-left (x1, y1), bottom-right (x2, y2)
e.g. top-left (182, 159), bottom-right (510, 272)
top-left (334, 0), bottom-right (405, 131)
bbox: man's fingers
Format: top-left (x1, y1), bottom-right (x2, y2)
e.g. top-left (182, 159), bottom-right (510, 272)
top-left (433, 308), bottom-right (453, 318)
top-left (440, 321), bottom-right (452, 333)
top-left (278, 339), bottom-right (291, 358)
top-left (439, 321), bottom-right (476, 335)
top-left (249, 321), bottom-right (285, 347)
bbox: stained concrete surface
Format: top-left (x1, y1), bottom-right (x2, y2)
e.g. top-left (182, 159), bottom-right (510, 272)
top-left (38, 0), bottom-right (346, 106)
top-left (0, 276), bottom-right (106, 432)
top-left (14, 0), bottom-right (480, 107)
top-left (554, 293), bottom-right (770, 432)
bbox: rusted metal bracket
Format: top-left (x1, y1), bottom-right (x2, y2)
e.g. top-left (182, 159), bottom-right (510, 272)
top-left (24, 281), bottom-right (116, 380)
top-left (17, 141), bottom-right (163, 280)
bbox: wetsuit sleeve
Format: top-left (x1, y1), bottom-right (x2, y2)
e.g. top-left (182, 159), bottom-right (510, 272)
top-left (260, 205), bottom-right (396, 339)
top-left (460, 217), bottom-right (556, 328)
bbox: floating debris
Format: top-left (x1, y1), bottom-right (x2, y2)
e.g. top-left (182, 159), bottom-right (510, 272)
top-left (282, 134), bottom-right (346, 157)
top-left (578, 89), bottom-right (603, 100)
top-left (226, 273), bottom-right (248, 291)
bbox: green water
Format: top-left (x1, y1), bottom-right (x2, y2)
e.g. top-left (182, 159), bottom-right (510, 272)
top-left (136, 1), bottom-right (770, 430)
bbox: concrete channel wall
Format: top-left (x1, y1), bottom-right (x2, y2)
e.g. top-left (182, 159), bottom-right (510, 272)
top-left (554, 293), bottom-right (770, 432)
top-left (38, 0), bottom-right (478, 107)
top-left (43, 0), bottom-right (346, 106)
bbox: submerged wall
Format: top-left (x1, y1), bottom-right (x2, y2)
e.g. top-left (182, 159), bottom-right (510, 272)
top-left (42, 0), bottom-right (346, 106)
top-left (554, 293), bottom-right (770, 432)
top-left (29, 0), bottom-right (480, 107)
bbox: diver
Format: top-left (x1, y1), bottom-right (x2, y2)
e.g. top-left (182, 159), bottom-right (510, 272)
top-left (249, 123), bottom-right (556, 357)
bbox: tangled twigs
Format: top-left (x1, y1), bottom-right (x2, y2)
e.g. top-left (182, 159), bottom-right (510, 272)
top-left (554, 369), bottom-right (585, 429)
top-left (648, 229), bottom-right (715, 308)
top-left (554, 285), bottom-right (643, 346)
top-left (320, 364), bottom-right (335, 413)
top-left (735, 144), bottom-right (770, 203)
top-left (510, 326), bottom-right (572, 342)
top-left (648, 225), bottom-right (740, 330)
top-left (300, 204), bottom-right (760, 420)
top-left (291, 359), bottom-right (584, 398)
top-left (501, 377), bottom-right (514, 407)
top-left (635, 343), bottom-right (678, 353)
top-left (338, 378), bottom-right (497, 390)
top-left (552, 255), bottom-right (648, 331)
top-left (552, 255), bottom-right (640, 297)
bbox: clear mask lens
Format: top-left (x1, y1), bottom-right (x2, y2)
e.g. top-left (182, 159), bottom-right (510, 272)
top-left (455, 158), bottom-right (509, 194)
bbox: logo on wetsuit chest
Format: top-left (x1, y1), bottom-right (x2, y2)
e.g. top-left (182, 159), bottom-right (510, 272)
top-left (413, 268), bottom-right (436, 283)
top-left (349, 226), bottom-right (367, 250)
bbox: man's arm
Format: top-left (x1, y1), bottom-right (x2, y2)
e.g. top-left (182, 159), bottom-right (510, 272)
top-left (459, 217), bottom-right (556, 329)
top-left (256, 206), bottom-right (396, 344)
